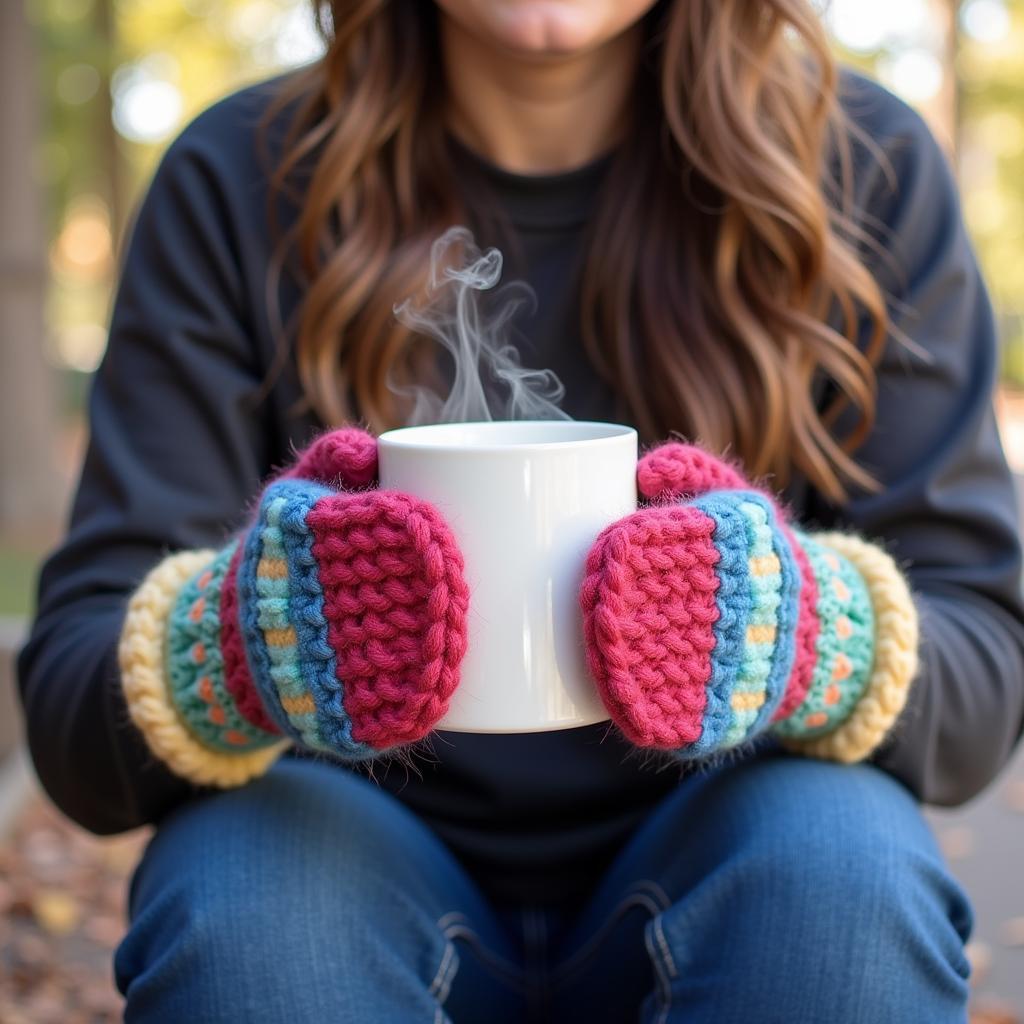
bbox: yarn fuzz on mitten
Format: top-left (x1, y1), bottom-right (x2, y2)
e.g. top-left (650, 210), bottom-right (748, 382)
top-left (118, 428), bottom-right (469, 787)
top-left (581, 443), bottom-right (919, 763)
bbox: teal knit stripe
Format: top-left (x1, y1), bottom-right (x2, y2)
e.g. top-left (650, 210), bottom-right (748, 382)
top-left (774, 532), bottom-right (875, 740)
top-left (256, 496), bottom-right (322, 748)
top-left (683, 493), bottom-right (755, 758)
top-left (165, 542), bottom-right (279, 751)
top-left (722, 500), bottom-right (782, 747)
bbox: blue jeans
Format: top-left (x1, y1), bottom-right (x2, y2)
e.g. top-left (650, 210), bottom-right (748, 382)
top-left (114, 751), bottom-right (973, 1022)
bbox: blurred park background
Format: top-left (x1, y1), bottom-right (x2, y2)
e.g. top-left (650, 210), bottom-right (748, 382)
top-left (1, 1), bottom-right (1024, 1021)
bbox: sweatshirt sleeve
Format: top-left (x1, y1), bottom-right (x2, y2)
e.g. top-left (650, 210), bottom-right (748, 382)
top-left (811, 77), bottom-right (1024, 805)
top-left (16, 101), bottom-right (280, 834)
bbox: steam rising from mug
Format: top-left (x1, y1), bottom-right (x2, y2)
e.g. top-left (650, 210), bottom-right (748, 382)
top-left (393, 227), bottom-right (570, 425)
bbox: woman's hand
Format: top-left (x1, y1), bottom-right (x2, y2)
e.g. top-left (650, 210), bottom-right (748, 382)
top-left (581, 443), bottom-right (919, 763)
top-left (118, 428), bottom-right (470, 787)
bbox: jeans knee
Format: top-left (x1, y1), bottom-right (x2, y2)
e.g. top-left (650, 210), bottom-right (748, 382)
top-left (656, 755), bottom-right (973, 1015)
top-left (137, 758), bottom-right (461, 906)
top-left (114, 760), bottom-right (476, 1021)
top-left (731, 760), bottom-right (968, 924)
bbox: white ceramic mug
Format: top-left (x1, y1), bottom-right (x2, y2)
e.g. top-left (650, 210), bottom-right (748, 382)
top-left (377, 420), bottom-right (638, 733)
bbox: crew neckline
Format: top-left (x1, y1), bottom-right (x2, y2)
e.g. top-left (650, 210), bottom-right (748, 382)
top-left (447, 133), bottom-right (616, 230)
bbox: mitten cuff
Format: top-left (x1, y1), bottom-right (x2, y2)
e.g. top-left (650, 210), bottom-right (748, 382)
top-left (118, 548), bottom-right (288, 788)
top-left (774, 531), bottom-right (919, 762)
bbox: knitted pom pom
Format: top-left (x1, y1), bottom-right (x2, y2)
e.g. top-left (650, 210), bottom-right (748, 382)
top-left (637, 442), bottom-right (747, 503)
top-left (286, 427), bottom-right (379, 489)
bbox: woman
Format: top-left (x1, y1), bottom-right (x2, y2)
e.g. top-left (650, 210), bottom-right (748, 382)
top-left (18, 0), bottom-right (1024, 1020)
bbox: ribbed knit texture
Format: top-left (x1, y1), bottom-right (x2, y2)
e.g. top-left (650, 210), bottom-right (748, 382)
top-left (771, 527), bottom-right (821, 723)
top-left (637, 443), bottom-right (822, 727)
top-left (117, 426), bottom-right (471, 786)
top-left (774, 533), bottom-right (875, 741)
top-left (236, 478), bottom-right (470, 756)
top-left (220, 542), bottom-right (280, 735)
top-left (722, 492), bottom-right (799, 746)
top-left (582, 442), bottom-right (920, 763)
top-left (118, 550), bottom-right (288, 787)
top-left (581, 489), bottom-right (801, 758)
top-left (238, 487), bottom-right (331, 749)
top-left (166, 542), bottom-right (281, 752)
top-left (681, 495), bottom-right (750, 756)
top-left (780, 531), bottom-right (919, 763)
top-left (307, 488), bottom-right (469, 748)
top-left (581, 504), bottom-right (721, 749)
top-left (269, 480), bottom-right (374, 758)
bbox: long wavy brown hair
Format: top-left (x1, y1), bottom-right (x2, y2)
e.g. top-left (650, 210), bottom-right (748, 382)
top-left (266, 0), bottom-right (889, 502)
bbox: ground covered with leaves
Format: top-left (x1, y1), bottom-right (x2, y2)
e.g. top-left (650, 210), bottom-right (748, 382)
top-left (0, 797), bottom-right (147, 1023)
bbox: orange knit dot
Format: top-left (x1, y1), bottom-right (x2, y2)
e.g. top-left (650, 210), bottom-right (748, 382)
top-left (208, 705), bottom-right (227, 726)
top-left (832, 577), bottom-right (851, 602)
top-left (188, 596), bottom-right (206, 623)
top-left (824, 684), bottom-right (841, 706)
top-left (191, 643), bottom-right (206, 664)
top-left (196, 569), bottom-right (213, 590)
top-left (823, 552), bottom-right (841, 572)
top-left (804, 712), bottom-right (829, 729)
top-left (836, 615), bottom-right (853, 639)
top-left (225, 730), bottom-right (250, 747)
top-left (832, 653), bottom-right (853, 682)
top-left (198, 676), bottom-right (215, 703)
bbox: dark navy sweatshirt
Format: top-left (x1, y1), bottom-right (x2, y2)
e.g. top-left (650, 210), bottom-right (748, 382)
top-left (17, 71), bottom-right (1024, 908)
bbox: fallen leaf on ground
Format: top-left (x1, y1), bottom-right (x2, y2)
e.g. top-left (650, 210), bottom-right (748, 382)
top-left (966, 941), bottom-right (993, 986)
top-left (1000, 916), bottom-right (1024, 948)
top-left (970, 1000), bottom-right (1022, 1024)
top-left (32, 890), bottom-right (81, 935)
top-left (1004, 779), bottom-right (1024, 814)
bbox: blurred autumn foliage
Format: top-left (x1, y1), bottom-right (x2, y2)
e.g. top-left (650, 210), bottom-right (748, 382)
top-left (3, 0), bottom-right (1024, 600)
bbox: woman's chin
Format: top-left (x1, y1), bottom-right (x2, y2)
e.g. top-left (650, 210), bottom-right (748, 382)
top-left (438, 0), bottom-right (656, 60)
top-left (489, 4), bottom-right (602, 55)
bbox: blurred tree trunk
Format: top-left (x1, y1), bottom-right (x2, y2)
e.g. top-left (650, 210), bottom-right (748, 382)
top-left (0, 1), bottom-right (63, 541)
top-left (926, 0), bottom-right (962, 156)
top-left (95, 0), bottom-right (126, 251)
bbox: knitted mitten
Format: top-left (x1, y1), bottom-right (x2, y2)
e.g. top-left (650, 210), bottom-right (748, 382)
top-left (118, 428), bottom-right (470, 787)
top-left (581, 443), bottom-right (919, 763)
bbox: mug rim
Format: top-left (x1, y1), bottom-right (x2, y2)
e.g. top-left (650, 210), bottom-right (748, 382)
top-left (378, 420), bottom-right (636, 453)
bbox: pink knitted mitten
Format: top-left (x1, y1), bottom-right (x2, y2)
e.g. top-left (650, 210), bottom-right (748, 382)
top-left (581, 443), bottom-right (919, 764)
top-left (118, 428), bottom-right (470, 787)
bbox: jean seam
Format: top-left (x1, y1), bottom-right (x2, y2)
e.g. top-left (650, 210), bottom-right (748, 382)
top-left (650, 915), bottom-right (678, 980)
top-left (434, 911), bottom-right (530, 993)
top-left (643, 918), bottom-right (674, 1024)
top-left (428, 937), bottom-right (458, 1024)
top-left (436, 948), bottom-right (459, 1005)
top-left (548, 879), bottom-right (672, 990)
top-left (428, 939), bottom-right (459, 1000)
